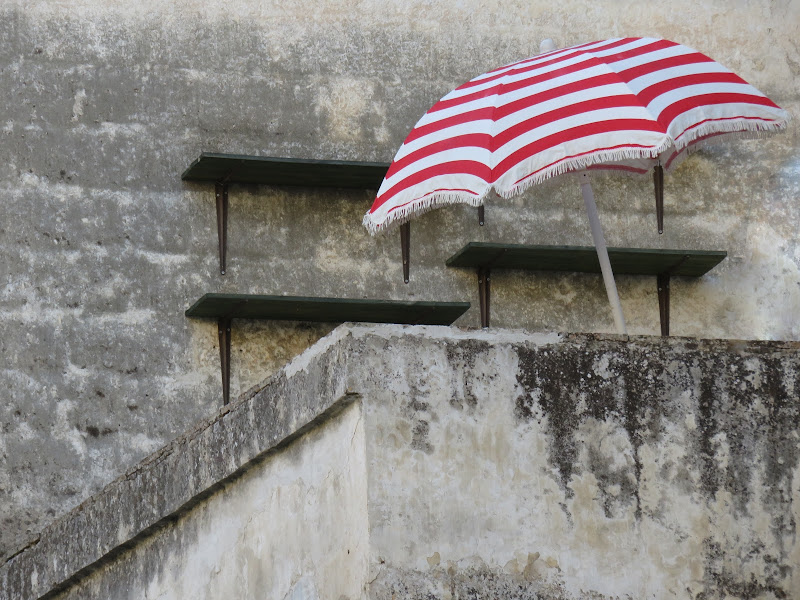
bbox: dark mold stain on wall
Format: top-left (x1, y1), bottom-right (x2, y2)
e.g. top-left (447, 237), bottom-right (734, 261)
top-left (513, 336), bottom-right (799, 521)
top-left (691, 348), bottom-right (799, 515)
top-left (513, 336), bottom-right (669, 519)
top-left (509, 335), bottom-right (800, 598)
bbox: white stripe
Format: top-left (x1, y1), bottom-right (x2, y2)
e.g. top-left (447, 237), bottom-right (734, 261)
top-left (666, 101), bottom-right (787, 142)
top-left (588, 37), bottom-right (661, 59)
top-left (648, 82), bottom-right (765, 117)
top-left (490, 107), bottom-right (661, 166)
top-left (379, 146), bottom-right (492, 194)
top-left (372, 174), bottom-right (489, 219)
top-left (415, 59), bottom-right (619, 131)
top-left (602, 42), bottom-right (697, 71)
top-left (492, 83), bottom-right (647, 134)
top-left (625, 61), bottom-right (732, 95)
top-left (393, 119), bottom-right (494, 162)
top-left (492, 129), bottom-right (667, 190)
top-left (440, 53), bottom-right (594, 103)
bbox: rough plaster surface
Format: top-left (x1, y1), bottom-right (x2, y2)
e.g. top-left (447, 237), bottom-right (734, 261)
top-left (1, 0), bottom-right (799, 560)
top-left (358, 329), bottom-right (800, 599)
top-left (53, 401), bottom-right (369, 600)
top-left (1, 325), bottom-right (798, 600)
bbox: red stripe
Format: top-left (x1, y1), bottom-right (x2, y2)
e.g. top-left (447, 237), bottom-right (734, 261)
top-left (674, 115), bottom-right (778, 143)
top-left (494, 119), bottom-right (665, 179)
top-left (372, 160), bottom-right (491, 212)
top-left (664, 130), bottom-right (732, 169)
top-left (387, 117), bottom-right (665, 203)
top-left (453, 38), bottom-right (638, 94)
top-left (410, 71), bottom-right (645, 151)
top-left (662, 115), bottom-right (781, 168)
top-left (493, 73), bottom-right (630, 121)
top-left (430, 59), bottom-right (615, 116)
top-left (439, 41), bottom-right (695, 117)
top-left (616, 53), bottom-right (715, 82)
top-left (384, 133), bottom-right (491, 180)
top-left (657, 93), bottom-right (781, 128)
top-left (430, 85), bottom-right (497, 114)
top-left (635, 72), bottom-right (748, 106)
top-left (404, 107), bottom-right (494, 145)
top-left (477, 49), bottom-right (573, 79)
top-left (408, 74), bottom-right (637, 156)
top-left (493, 95), bottom-right (653, 150)
top-left (479, 39), bottom-right (609, 77)
top-left (396, 93), bottom-right (649, 182)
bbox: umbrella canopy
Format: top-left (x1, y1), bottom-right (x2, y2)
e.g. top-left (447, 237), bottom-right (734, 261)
top-left (363, 36), bottom-right (788, 234)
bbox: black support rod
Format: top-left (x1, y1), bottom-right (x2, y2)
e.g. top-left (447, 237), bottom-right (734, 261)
top-left (653, 165), bottom-right (664, 235)
top-left (400, 222), bottom-right (411, 284)
top-left (478, 205), bottom-right (485, 226)
top-left (217, 317), bottom-right (232, 405)
top-left (657, 273), bottom-right (670, 337)
top-left (215, 182), bottom-right (229, 275)
top-left (478, 267), bottom-right (491, 328)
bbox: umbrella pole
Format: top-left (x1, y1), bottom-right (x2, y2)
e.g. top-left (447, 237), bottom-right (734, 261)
top-left (579, 173), bottom-right (627, 335)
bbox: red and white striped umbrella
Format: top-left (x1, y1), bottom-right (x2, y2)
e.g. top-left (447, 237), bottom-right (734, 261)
top-left (364, 37), bottom-right (788, 234)
top-left (363, 37), bottom-right (788, 333)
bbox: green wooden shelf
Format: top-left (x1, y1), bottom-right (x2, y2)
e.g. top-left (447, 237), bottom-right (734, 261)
top-left (182, 153), bottom-right (390, 275)
top-left (186, 293), bottom-right (469, 404)
top-left (182, 153), bottom-right (390, 188)
top-left (446, 242), bottom-right (726, 334)
top-left (186, 293), bottom-right (469, 325)
top-left (446, 243), bottom-right (726, 276)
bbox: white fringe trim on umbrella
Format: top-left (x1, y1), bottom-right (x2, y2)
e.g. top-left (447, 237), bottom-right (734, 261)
top-left (664, 117), bottom-right (790, 171)
top-left (496, 140), bottom-right (674, 199)
top-left (363, 115), bottom-right (789, 235)
top-left (362, 188), bottom-right (489, 236)
top-left (674, 116), bottom-right (788, 153)
top-left (363, 143), bottom-right (671, 235)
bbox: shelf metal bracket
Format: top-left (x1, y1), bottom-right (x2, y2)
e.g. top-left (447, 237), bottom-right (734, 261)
top-left (400, 222), bottom-right (411, 283)
top-left (215, 182), bottom-right (229, 275)
top-left (653, 164), bottom-right (664, 235)
top-left (474, 248), bottom-right (508, 328)
top-left (657, 273), bottom-right (670, 337)
top-left (657, 254), bottom-right (690, 337)
top-left (478, 266), bottom-right (491, 328)
top-left (217, 317), bottom-right (232, 405)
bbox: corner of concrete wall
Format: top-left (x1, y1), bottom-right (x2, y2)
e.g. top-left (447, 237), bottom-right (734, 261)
top-left (0, 324), bottom-right (366, 600)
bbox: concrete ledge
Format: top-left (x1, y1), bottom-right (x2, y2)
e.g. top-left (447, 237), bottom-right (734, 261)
top-left (0, 326), bottom-right (360, 600)
top-left (3, 324), bottom-right (799, 600)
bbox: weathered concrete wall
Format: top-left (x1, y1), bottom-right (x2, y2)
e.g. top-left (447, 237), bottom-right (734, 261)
top-left (2, 0), bottom-right (798, 559)
top-left (2, 326), bottom-right (797, 599)
top-left (50, 401), bottom-right (369, 600)
top-left (359, 329), bottom-right (800, 599)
